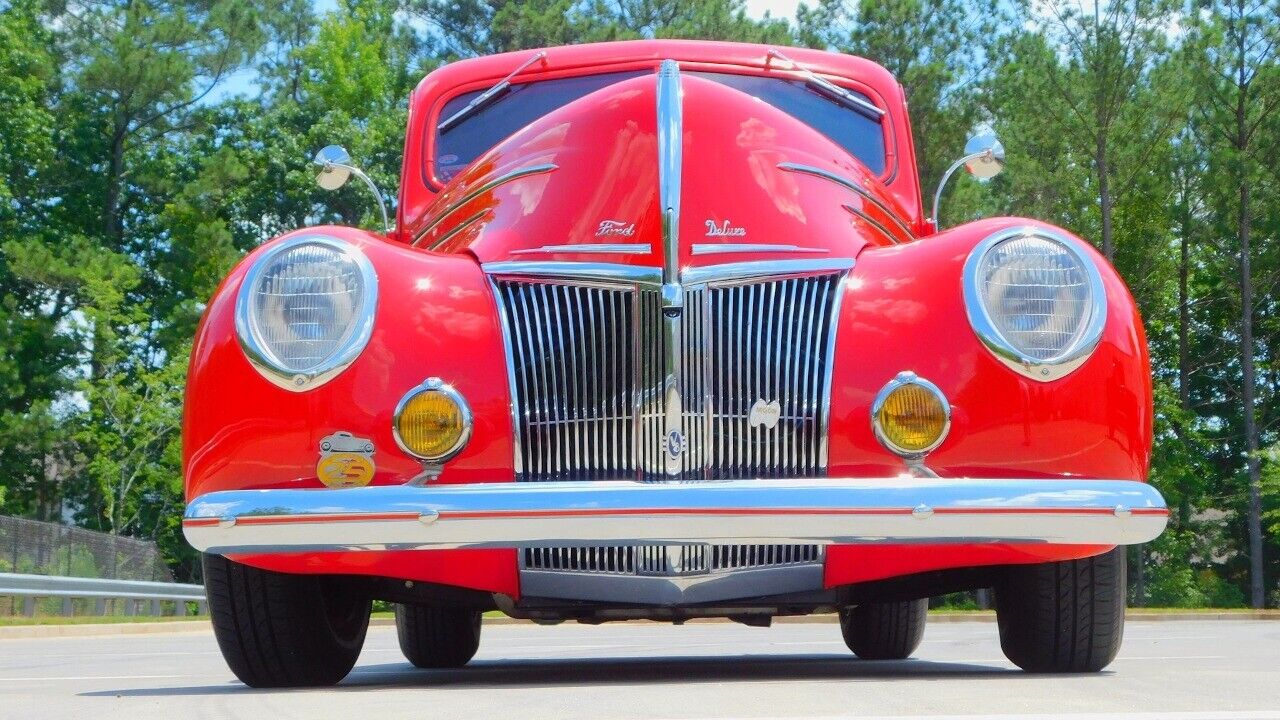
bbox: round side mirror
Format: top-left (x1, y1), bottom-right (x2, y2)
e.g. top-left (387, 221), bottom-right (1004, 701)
top-left (963, 133), bottom-right (1005, 179)
top-left (314, 145), bottom-right (353, 190)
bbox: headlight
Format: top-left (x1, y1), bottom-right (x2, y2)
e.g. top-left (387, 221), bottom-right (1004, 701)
top-left (234, 235), bottom-right (377, 390)
top-left (963, 227), bottom-right (1106, 381)
top-left (393, 378), bottom-right (472, 462)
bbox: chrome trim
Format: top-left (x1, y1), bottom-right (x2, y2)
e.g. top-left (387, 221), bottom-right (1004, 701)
top-left (511, 243), bottom-right (653, 255)
top-left (776, 162), bottom-right (914, 240)
top-left (656, 59), bottom-right (683, 289)
top-left (841, 204), bottom-right (899, 246)
top-left (679, 259), bottom-right (853, 286)
top-left (183, 477), bottom-right (1170, 554)
top-left (818, 275), bottom-right (846, 467)
top-left (657, 59), bottom-right (685, 476)
top-left (412, 163), bottom-right (558, 247)
top-left (391, 377), bottom-right (474, 463)
top-left (233, 235), bottom-right (378, 392)
top-left (870, 371), bottom-right (952, 458)
top-left (691, 243), bottom-right (829, 255)
top-left (488, 278), bottom-right (524, 476)
top-left (431, 207), bottom-right (490, 250)
top-left (483, 261), bottom-right (662, 286)
top-left (962, 227), bottom-right (1108, 382)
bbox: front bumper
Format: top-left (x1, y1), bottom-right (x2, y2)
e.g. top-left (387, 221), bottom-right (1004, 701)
top-left (183, 477), bottom-right (1168, 554)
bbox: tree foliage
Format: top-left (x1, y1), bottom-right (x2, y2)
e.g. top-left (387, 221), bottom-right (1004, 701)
top-left (0, 0), bottom-right (1276, 602)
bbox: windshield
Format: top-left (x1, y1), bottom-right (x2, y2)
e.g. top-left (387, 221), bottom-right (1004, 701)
top-left (432, 70), bottom-right (888, 182)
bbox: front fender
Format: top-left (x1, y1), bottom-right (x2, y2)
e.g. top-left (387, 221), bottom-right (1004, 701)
top-left (182, 225), bottom-right (516, 502)
top-left (828, 217), bottom-right (1152, 481)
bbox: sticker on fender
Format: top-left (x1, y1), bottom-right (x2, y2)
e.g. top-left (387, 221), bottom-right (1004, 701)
top-left (317, 432), bottom-right (376, 488)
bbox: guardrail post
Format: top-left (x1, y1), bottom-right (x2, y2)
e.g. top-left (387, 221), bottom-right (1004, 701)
top-left (61, 597), bottom-right (73, 616)
top-left (22, 596), bottom-right (35, 617)
top-left (95, 598), bottom-right (106, 615)
top-left (150, 599), bottom-right (162, 617)
top-left (197, 600), bottom-right (208, 616)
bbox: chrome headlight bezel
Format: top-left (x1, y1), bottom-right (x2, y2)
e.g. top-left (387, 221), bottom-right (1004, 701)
top-left (234, 234), bottom-right (378, 391)
top-left (962, 227), bottom-right (1107, 382)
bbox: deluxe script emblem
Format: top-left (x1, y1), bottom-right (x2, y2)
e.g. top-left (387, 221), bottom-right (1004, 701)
top-left (316, 431), bottom-right (376, 488)
top-left (705, 219), bottom-right (747, 237)
top-left (748, 399), bottom-right (782, 430)
top-left (596, 219), bottom-right (636, 237)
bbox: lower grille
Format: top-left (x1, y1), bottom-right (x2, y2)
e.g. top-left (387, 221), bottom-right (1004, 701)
top-left (521, 544), bottom-right (824, 577)
top-left (494, 273), bottom-right (843, 481)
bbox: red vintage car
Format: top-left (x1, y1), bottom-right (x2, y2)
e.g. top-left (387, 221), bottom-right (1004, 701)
top-left (182, 39), bottom-right (1168, 687)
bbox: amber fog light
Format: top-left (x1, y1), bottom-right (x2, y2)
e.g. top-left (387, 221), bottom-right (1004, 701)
top-left (393, 377), bottom-right (472, 462)
top-left (871, 372), bottom-right (951, 457)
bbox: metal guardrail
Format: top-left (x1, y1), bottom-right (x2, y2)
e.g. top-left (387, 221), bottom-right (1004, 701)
top-left (0, 572), bottom-right (207, 617)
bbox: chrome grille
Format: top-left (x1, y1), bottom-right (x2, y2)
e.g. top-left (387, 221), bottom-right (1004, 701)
top-left (494, 273), bottom-right (842, 481)
top-left (522, 543), bottom-right (823, 577)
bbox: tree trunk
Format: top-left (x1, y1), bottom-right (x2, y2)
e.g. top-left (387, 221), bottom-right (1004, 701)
top-left (1097, 134), bottom-right (1114, 261)
top-left (1178, 218), bottom-right (1191, 413)
top-left (1239, 177), bottom-right (1264, 608)
top-left (1234, 68), bottom-right (1263, 606)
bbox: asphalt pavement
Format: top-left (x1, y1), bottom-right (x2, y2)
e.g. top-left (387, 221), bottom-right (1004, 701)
top-left (2, 619), bottom-right (1278, 719)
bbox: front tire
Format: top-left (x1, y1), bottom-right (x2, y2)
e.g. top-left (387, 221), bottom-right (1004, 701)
top-left (995, 548), bottom-right (1126, 673)
top-left (202, 553), bottom-right (371, 688)
top-left (839, 599), bottom-right (927, 659)
top-left (395, 604), bottom-right (482, 668)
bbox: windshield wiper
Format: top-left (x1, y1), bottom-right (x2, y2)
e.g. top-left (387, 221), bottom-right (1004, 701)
top-left (767, 49), bottom-right (886, 122)
top-left (438, 51), bottom-right (547, 133)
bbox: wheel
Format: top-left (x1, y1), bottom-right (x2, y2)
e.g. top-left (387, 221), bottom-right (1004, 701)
top-left (839, 599), bottom-right (927, 659)
top-left (395, 603), bottom-right (482, 668)
top-left (202, 553), bottom-right (371, 687)
top-left (995, 547), bottom-right (1126, 672)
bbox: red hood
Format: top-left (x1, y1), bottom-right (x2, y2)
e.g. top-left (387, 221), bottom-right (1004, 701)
top-left (415, 73), bottom-right (915, 266)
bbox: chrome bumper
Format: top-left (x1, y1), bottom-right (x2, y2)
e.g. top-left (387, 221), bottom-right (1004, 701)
top-left (183, 477), bottom-right (1168, 555)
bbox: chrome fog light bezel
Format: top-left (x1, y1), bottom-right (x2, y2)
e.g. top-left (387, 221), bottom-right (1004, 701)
top-left (234, 234), bottom-right (378, 391)
top-left (392, 377), bottom-right (474, 463)
top-left (962, 226), bottom-right (1107, 382)
top-left (871, 371), bottom-right (952, 459)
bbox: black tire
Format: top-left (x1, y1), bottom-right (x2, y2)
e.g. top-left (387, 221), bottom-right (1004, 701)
top-left (839, 599), bottom-right (927, 659)
top-left (395, 603), bottom-right (482, 668)
top-left (995, 547), bottom-right (1126, 673)
top-left (202, 553), bottom-right (371, 688)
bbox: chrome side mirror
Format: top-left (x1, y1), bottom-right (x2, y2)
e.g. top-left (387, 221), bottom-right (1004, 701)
top-left (314, 145), bottom-right (354, 190)
top-left (931, 133), bottom-right (1006, 228)
top-left (312, 145), bottom-right (390, 234)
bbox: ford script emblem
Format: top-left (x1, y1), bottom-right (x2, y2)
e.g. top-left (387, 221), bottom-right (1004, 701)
top-left (596, 219), bottom-right (636, 237)
top-left (704, 219), bottom-right (746, 237)
top-left (666, 429), bottom-right (686, 457)
top-left (748, 399), bottom-right (781, 430)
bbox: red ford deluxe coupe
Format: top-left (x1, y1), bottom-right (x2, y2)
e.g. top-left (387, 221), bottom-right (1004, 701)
top-left (181, 40), bottom-right (1168, 687)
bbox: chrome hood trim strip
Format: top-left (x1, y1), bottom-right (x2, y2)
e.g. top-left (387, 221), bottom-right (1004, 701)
top-left (413, 163), bottom-right (559, 247)
top-left (777, 162), bottom-right (915, 241)
top-left (657, 59), bottom-right (683, 287)
top-left (483, 261), bottom-right (663, 286)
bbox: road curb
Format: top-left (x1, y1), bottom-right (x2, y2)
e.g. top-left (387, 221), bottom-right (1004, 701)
top-left (0, 620), bottom-right (214, 639)
top-left (4, 610), bottom-right (1276, 639)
